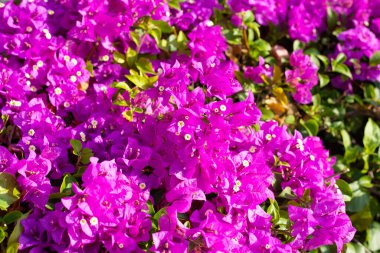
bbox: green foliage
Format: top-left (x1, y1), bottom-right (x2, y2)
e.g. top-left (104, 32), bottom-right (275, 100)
top-left (370, 51), bottom-right (380, 67)
top-left (70, 139), bottom-right (93, 165)
top-left (267, 198), bottom-right (280, 224)
top-left (331, 53), bottom-right (352, 79)
top-left (0, 173), bottom-right (20, 211)
top-left (59, 174), bottom-right (76, 195)
top-left (363, 118), bottom-right (380, 154)
top-left (367, 222), bottom-right (380, 252)
top-left (5, 211), bottom-right (29, 253)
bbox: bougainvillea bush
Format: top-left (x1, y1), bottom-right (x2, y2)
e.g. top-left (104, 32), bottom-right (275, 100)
top-left (0, 0), bottom-right (380, 252)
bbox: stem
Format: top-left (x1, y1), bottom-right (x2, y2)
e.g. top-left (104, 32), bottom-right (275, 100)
top-left (324, 168), bottom-right (350, 181)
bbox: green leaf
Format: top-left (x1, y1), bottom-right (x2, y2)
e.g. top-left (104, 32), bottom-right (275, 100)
top-left (278, 187), bottom-right (297, 199)
top-left (312, 94), bottom-right (321, 109)
top-left (301, 188), bottom-right (312, 203)
top-left (126, 74), bottom-right (152, 90)
top-left (334, 53), bottom-right (347, 65)
top-left (369, 51), bottom-right (380, 66)
top-left (242, 10), bottom-right (255, 25)
top-left (369, 196), bottom-right (380, 218)
top-left (301, 119), bottom-right (319, 136)
top-left (45, 202), bottom-right (55, 210)
top-left (260, 107), bottom-right (274, 121)
top-left (151, 207), bottom-right (167, 231)
top-left (177, 30), bottom-right (188, 51)
top-left (346, 243), bottom-right (367, 253)
top-left (309, 54), bottom-right (320, 68)
top-left (336, 179), bottom-right (352, 202)
top-left (48, 192), bottom-right (71, 200)
top-left (7, 211), bottom-right (30, 252)
top-left (363, 153), bottom-right (370, 173)
top-left (331, 53), bottom-right (352, 79)
top-left (86, 61), bottom-right (94, 77)
top-left (363, 118), bottom-right (380, 153)
top-left (146, 200), bottom-right (155, 215)
top-left (318, 73), bottom-right (330, 87)
top-left (363, 84), bottom-right (379, 100)
top-left (317, 55), bottom-right (329, 68)
top-left (367, 222), bottom-right (380, 251)
top-left (316, 245), bottom-right (337, 253)
top-left (136, 58), bottom-right (155, 74)
top-left (347, 189), bottom-right (369, 213)
top-left (113, 51), bottom-right (126, 64)
top-left (249, 39), bottom-right (271, 59)
top-left (340, 129), bottom-right (351, 149)
top-left (3, 211), bottom-right (23, 224)
top-left (80, 148), bottom-right (93, 164)
top-left (70, 139), bottom-right (82, 155)
top-left (0, 114), bottom-right (9, 134)
top-left (223, 29), bottom-right (242, 45)
top-left (168, 0), bottom-right (181, 10)
top-left (250, 23), bottom-right (261, 39)
top-left (267, 199), bottom-right (280, 224)
top-left (350, 208), bottom-right (373, 232)
top-left (153, 207), bottom-right (167, 221)
top-left (148, 75), bottom-right (159, 85)
top-left (332, 63), bottom-right (352, 79)
top-left (344, 146), bottom-right (361, 164)
top-left (113, 82), bottom-right (130, 91)
top-left (60, 174), bottom-right (75, 194)
top-left (126, 47), bottom-right (137, 67)
top-left (304, 47), bottom-right (319, 56)
top-left (327, 7), bottom-right (338, 30)
top-left (149, 28), bottom-right (162, 43)
top-left (151, 20), bottom-right (173, 33)
top-left (359, 176), bottom-right (373, 188)
top-left (293, 40), bottom-right (304, 51)
top-left (284, 115), bottom-right (295, 125)
top-left (130, 31), bottom-right (140, 46)
top-left (0, 173), bottom-right (20, 211)
top-left (122, 109), bottom-right (134, 122)
top-left (251, 39), bottom-right (271, 52)
top-left (0, 227), bottom-right (6, 244)
top-left (6, 243), bottom-right (19, 253)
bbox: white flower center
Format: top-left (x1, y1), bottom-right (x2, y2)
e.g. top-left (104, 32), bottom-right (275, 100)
top-left (70, 75), bottom-right (77, 83)
top-left (54, 87), bottom-right (62, 95)
top-left (90, 217), bottom-right (98, 226)
top-left (177, 121), bottom-right (185, 127)
top-left (71, 58), bottom-right (78, 66)
top-left (102, 55), bottom-right (109, 61)
top-left (28, 129), bottom-right (35, 136)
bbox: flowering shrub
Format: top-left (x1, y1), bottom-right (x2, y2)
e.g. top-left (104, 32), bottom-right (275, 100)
top-left (0, 0), bottom-right (379, 252)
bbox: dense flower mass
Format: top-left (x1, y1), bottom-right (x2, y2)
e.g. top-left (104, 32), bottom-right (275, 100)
top-left (285, 50), bottom-right (319, 104)
top-left (2, 0), bottom-right (380, 252)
